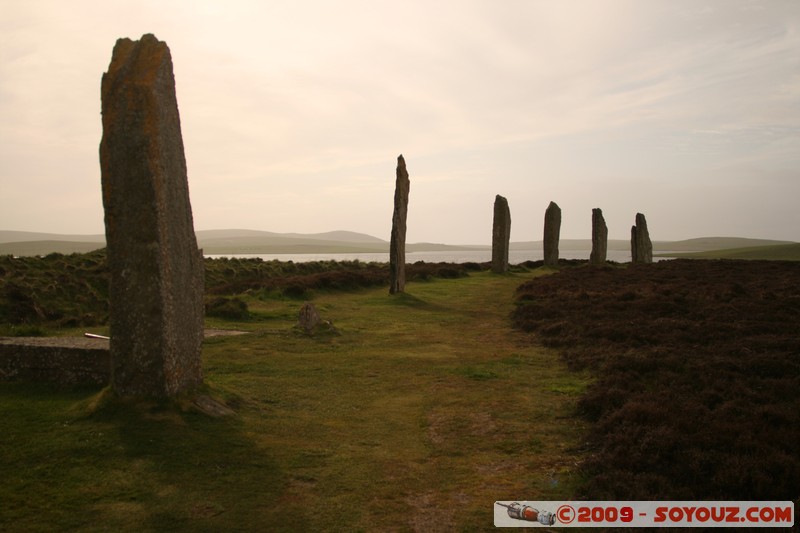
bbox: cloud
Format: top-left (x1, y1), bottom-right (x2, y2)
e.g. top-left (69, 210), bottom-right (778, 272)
top-left (1, 0), bottom-right (798, 241)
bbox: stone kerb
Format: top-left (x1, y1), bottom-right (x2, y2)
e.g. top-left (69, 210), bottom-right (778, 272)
top-left (0, 337), bottom-right (110, 386)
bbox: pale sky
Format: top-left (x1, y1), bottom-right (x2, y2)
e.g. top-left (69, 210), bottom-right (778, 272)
top-left (1, 0), bottom-right (798, 243)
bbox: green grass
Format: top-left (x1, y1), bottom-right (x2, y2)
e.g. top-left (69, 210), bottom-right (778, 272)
top-left (0, 271), bottom-right (588, 532)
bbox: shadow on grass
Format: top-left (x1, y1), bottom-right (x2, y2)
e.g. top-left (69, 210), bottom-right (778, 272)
top-left (0, 383), bottom-right (304, 532)
top-left (86, 389), bottom-right (304, 531)
top-left (386, 291), bottom-right (442, 310)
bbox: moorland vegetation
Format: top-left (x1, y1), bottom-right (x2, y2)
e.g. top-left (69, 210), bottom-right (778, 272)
top-left (0, 250), bottom-right (473, 334)
top-left (1, 250), bottom-right (798, 529)
top-left (514, 259), bottom-right (800, 500)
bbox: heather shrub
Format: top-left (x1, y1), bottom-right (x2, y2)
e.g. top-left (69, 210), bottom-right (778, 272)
top-left (514, 259), bottom-right (800, 500)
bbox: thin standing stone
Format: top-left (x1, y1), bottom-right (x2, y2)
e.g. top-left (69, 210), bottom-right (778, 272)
top-left (543, 201), bottom-right (562, 267)
top-left (389, 154), bottom-right (410, 294)
top-left (491, 195), bottom-right (511, 273)
top-left (590, 208), bottom-right (608, 266)
top-left (631, 212), bottom-right (653, 264)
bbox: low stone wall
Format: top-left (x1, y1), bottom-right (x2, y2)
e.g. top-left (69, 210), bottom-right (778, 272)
top-left (0, 330), bottom-right (247, 387)
top-left (0, 337), bottom-right (110, 386)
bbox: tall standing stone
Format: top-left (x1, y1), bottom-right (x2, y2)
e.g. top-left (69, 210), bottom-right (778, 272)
top-left (491, 195), bottom-right (511, 273)
top-left (389, 154), bottom-right (410, 294)
top-left (99, 34), bottom-right (204, 397)
top-left (543, 201), bottom-right (561, 267)
top-left (631, 212), bottom-right (653, 264)
top-left (589, 208), bottom-right (608, 266)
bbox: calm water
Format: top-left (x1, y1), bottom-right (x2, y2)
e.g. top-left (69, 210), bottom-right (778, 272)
top-left (206, 249), bottom-right (675, 263)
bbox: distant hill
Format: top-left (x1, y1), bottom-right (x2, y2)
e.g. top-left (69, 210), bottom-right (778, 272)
top-left (0, 230), bottom-right (795, 257)
top-left (195, 229), bottom-right (387, 244)
top-left (0, 229), bottom-right (390, 256)
top-left (0, 231), bottom-right (105, 244)
top-left (196, 229), bottom-right (391, 254)
top-left (507, 237), bottom-right (794, 252)
top-left (0, 240), bottom-right (106, 256)
top-left (657, 243), bottom-right (800, 261)
top-left (278, 230), bottom-right (387, 244)
top-left (652, 237), bottom-right (795, 252)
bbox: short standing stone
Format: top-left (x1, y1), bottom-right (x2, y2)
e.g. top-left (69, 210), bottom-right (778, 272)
top-left (590, 208), bottom-right (608, 266)
top-left (491, 195), bottom-right (511, 273)
top-left (99, 34), bottom-right (204, 397)
top-left (543, 201), bottom-right (562, 267)
top-left (298, 302), bottom-right (321, 334)
top-left (389, 155), bottom-right (410, 294)
top-left (631, 212), bottom-right (653, 263)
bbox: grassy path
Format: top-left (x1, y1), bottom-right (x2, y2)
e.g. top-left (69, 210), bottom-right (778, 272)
top-left (0, 271), bottom-right (588, 532)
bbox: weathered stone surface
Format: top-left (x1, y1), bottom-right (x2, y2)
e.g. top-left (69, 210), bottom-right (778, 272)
top-left (491, 195), bottom-right (511, 273)
top-left (590, 208), bottom-right (608, 266)
top-left (631, 212), bottom-right (653, 264)
top-left (298, 302), bottom-right (321, 334)
top-left (543, 201), bottom-right (562, 267)
top-left (294, 302), bottom-right (339, 337)
top-left (99, 34), bottom-right (204, 397)
top-left (389, 154), bottom-right (410, 294)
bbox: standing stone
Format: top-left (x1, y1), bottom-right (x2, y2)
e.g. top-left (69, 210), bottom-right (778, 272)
top-left (389, 154), bottom-right (410, 294)
top-left (99, 34), bottom-right (204, 397)
top-left (589, 208), bottom-right (608, 266)
top-left (298, 302), bottom-right (321, 334)
top-left (491, 195), bottom-right (511, 273)
top-left (631, 212), bottom-right (653, 264)
top-left (543, 201), bottom-right (561, 267)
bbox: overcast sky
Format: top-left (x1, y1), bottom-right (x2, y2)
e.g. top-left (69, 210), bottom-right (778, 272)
top-left (1, 1), bottom-right (798, 243)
